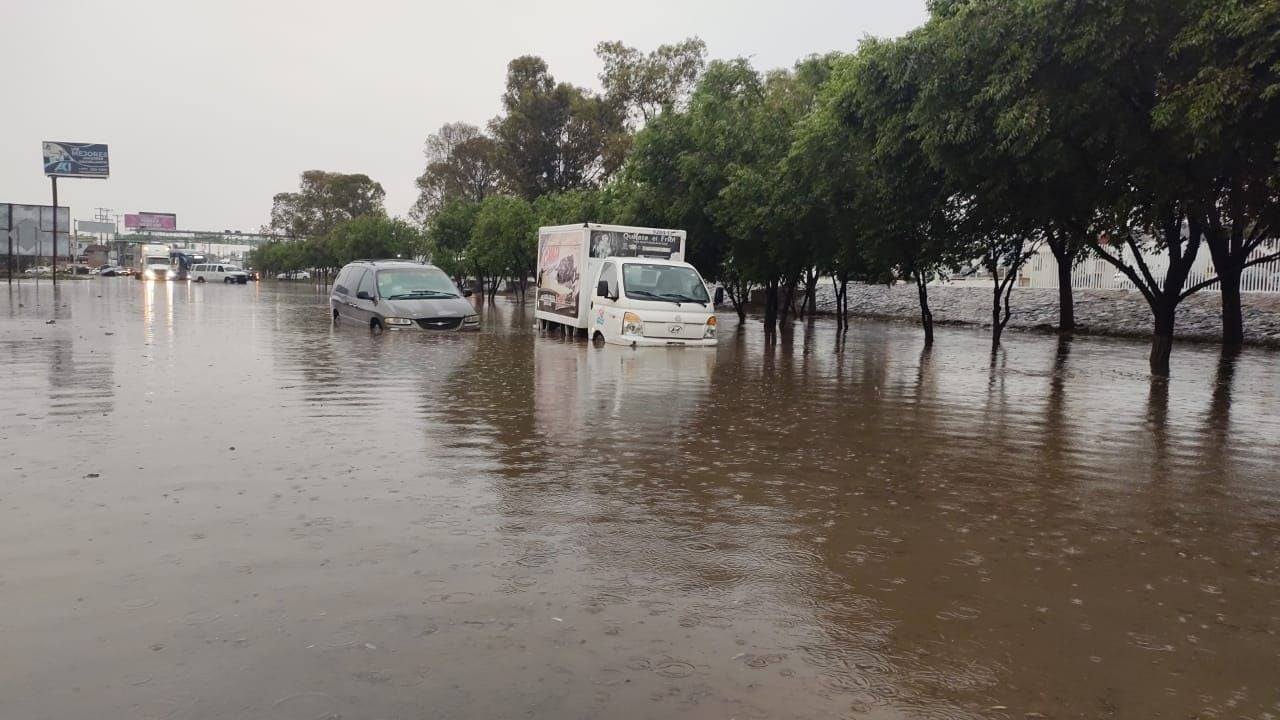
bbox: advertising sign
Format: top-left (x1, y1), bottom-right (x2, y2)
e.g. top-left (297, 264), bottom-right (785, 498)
top-left (3, 203), bottom-right (71, 256)
top-left (124, 212), bottom-right (178, 231)
top-left (589, 230), bottom-right (682, 260)
top-left (537, 230), bottom-right (585, 319)
top-left (78, 220), bottom-right (116, 234)
top-left (42, 142), bottom-right (110, 178)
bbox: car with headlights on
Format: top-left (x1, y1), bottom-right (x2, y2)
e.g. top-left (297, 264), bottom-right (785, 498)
top-left (330, 260), bottom-right (478, 332)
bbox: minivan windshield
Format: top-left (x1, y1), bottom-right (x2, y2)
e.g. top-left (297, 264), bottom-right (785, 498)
top-left (377, 268), bottom-right (459, 299)
top-left (622, 263), bottom-right (710, 304)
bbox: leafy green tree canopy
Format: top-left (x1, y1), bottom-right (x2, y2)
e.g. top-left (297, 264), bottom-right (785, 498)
top-left (268, 170), bottom-right (386, 238)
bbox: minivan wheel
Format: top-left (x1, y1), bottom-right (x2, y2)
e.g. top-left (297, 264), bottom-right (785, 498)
top-left (223, 277), bottom-right (232, 284)
top-left (195, 277), bottom-right (205, 283)
top-left (370, 318), bottom-right (383, 332)
top-left (332, 308), bottom-right (339, 323)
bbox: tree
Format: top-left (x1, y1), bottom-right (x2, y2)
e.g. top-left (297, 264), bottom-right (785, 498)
top-left (715, 56), bottom-right (842, 329)
top-left (490, 56), bottom-right (627, 199)
top-left (616, 105), bottom-right (730, 281)
top-left (470, 195), bottom-right (537, 302)
top-left (909, 0), bottom-right (1112, 336)
top-left (426, 199), bottom-right (481, 282)
top-left (411, 123), bottom-right (503, 222)
top-left (533, 189), bottom-right (604, 227)
top-left (327, 215), bottom-right (424, 266)
top-left (1154, 0), bottom-right (1280, 348)
top-left (596, 37), bottom-right (707, 127)
top-left (815, 36), bottom-right (954, 346)
top-left (1061, 0), bottom-right (1221, 374)
top-left (268, 170), bottom-right (385, 238)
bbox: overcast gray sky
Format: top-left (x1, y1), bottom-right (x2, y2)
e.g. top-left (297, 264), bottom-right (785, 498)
top-left (3, 0), bottom-right (927, 232)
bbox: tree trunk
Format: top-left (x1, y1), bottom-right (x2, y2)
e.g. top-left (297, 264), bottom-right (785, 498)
top-left (915, 272), bottom-right (934, 347)
top-left (991, 277), bottom-right (1004, 351)
top-left (779, 277), bottom-right (799, 326)
top-left (802, 268), bottom-right (818, 318)
top-left (1217, 262), bottom-right (1244, 349)
top-left (763, 279), bottom-right (779, 329)
top-left (1048, 237), bottom-right (1076, 333)
top-left (1150, 302), bottom-right (1175, 376)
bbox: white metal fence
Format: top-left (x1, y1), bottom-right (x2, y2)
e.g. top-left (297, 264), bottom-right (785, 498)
top-left (1021, 240), bottom-right (1280, 293)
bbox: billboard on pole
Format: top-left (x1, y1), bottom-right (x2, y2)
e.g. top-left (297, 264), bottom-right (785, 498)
top-left (78, 220), bottom-right (116, 234)
top-left (124, 212), bottom-right (177, 231)
top-left (42, 142), bottom-right (110, 178)
top-left (3, 203), bottom-right (71, 256)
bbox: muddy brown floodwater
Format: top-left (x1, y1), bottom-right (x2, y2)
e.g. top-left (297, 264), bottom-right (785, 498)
top-left (2, 278), bottom-right (1278, 719)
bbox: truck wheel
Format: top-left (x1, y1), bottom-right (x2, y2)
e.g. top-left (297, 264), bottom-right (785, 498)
top-left (195, 277), bottom-right (205, 283)
top-left (592, 331), bottom-right (605, 346)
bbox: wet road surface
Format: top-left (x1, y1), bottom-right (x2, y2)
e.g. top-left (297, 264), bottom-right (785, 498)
top-left (2, 278), bottom-right (1278, 719)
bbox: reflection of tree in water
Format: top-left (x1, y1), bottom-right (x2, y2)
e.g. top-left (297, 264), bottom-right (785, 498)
top-left (426, 309), bottom-right (1280, 717)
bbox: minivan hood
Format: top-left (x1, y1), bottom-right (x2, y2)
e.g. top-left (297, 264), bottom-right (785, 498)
top-left (382, 296), bottom-right (473, 318)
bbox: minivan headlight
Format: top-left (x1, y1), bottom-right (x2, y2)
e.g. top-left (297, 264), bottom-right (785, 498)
top-left (704, 315), bottom-right (717, 338)
top-left (623, 311), bottom-right (643, 336)
top-left (384, 317), bottom-right (414, 326)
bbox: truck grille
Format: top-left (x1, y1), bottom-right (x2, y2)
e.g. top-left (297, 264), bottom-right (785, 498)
top-left (416, 317), bottom-right (462, 330)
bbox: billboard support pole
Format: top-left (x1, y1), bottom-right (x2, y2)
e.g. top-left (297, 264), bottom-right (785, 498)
top-left (50, 176), bottom-right (58, 283)
top-left (6, 204), bottom-right (12, 284)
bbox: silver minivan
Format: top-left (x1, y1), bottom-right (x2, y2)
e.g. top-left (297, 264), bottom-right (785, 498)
top-left (330, 260), bottom-right (478, 331)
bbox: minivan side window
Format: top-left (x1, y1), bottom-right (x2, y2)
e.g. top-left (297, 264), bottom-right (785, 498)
top-left (334, 267), bottom-right (352, 295)
top-left (346, 268), bottom-right (366, 296)
top-left (598, 263), bottom-right (617, 298)
top-left (357, 269), bottom-right (377, 298)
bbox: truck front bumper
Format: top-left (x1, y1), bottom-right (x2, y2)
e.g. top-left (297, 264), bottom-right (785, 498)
top-left (614, 335), bottom-right (717, 347)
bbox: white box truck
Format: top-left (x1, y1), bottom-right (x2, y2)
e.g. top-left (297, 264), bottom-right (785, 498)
top-left (535, 223), bottom-right (717, 347)
top-left (132, 242), bottom-right (173, 280)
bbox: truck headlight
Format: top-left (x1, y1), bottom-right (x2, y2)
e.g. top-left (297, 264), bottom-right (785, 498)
top-left (622, 311), bottom-right (643, 336)
top-left (463, 314), bottom-right (480, 326)
top-left (143, 269), bottom-right (155, 280)
top-left (703, 315), bottom-right (717, 338)
top-left (384, 317), bottom-right (413, 326)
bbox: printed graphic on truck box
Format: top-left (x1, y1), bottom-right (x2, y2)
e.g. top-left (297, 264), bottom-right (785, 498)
top-left (537, 230), bottom-right (584, 319)
top-left (589, 230), bottom-right (681, 260)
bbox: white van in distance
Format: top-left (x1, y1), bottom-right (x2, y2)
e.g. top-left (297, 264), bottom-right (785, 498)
top-left (191, 263), bottom-right (249, 284)
top-left (535, 223), bottom-right (716, 347)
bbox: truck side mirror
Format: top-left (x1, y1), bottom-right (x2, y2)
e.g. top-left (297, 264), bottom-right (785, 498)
top-left (596, 280), bottom-right (614, 300)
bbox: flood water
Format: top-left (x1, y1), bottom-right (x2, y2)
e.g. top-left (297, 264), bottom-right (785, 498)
top-left (2, 278), bottom-right (1278, 720)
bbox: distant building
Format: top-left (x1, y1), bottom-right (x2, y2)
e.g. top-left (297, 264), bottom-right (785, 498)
top-left (83, 244), bottom-right (109, 267)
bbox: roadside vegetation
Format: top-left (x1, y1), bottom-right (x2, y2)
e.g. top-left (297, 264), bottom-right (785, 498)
top-left (250, 0), bottom-right (1280, 374)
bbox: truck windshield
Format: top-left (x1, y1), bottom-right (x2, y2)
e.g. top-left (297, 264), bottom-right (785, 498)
top-left (377, 268), bottom-right (459, 299)
top-left (146, 257), bottom-right (169, 265)
top-left (622, 264), bottom-right (710, 304)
